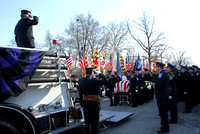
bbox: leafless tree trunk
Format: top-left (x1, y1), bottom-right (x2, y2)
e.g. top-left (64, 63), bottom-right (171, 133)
top-left (106, 21), bottom-right (129, 71)
top-left (44, 30), bottom-right (53, 49)
top-left (126, 11), bottom-right (166, 70)
top-left (65, 13), bottom-right (109, 61)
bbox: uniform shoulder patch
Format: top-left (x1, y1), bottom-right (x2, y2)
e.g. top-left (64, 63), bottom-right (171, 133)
top-left (168, 72), bottom-right (174, 80)
top-left (158, 73), bottom-right (162, 78)
top-left (197, 72), bottom-right (199, 76)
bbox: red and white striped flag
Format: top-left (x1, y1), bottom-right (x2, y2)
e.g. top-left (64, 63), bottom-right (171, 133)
top-left (80, 50), bottom-right (85, 76)
top-left (107, 55), bottom-right (113, 71)
top-left (65, 51), bottom-right (73, 67)
top-left (114, 80), bottom-right (130, 94)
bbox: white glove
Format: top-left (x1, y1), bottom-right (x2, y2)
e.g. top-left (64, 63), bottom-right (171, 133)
top-left (184, 92), bottom-right (187, 95)
top-left (94, 71), bottom-right (101, 75)
top-left (169, 96), bottom-right (172, 99)
top-left (75, 83), bottom-right (79, 86)
top-left (140, 87), bottom-right (143, 89)
top-left (107, 88), bottom-right (109, 91)
top-left (135, 90), bottom-right (138, 92)
top-left (147, 85), bottom-right (151, 90)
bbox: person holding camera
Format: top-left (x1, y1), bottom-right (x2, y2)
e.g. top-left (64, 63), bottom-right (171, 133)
top-left (14, 9), bottom-right (39, 48)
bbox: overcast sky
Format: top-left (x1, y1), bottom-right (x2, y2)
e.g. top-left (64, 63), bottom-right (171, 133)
top-left (0, 0), bottom-right (200, 65)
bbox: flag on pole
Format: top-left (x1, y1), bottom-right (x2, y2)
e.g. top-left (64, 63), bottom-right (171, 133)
top-left (93, 47), bottom-right (99, 71)
top-left (101, 51), bottom-right (105, 73)
top-left (120, 54), bottom-right (126, 72)
top-left (125, 54), bottom-right (131, 71)
top-left (65, 51), bottom-right (73, 67)
top-left (142, 57), bottom-right (145, 70)
top-left (80, 50), bottom-right (85, 76)
top-left (64, 70), bottom-right (69, 76)
top-left (84, 51), bottom-right (89, 68)
top-left (136, 53), bottom-right (142, 71)
top-left (107, 55), bottom-right (113, 71)
top-left (116, 52), bottom-right (122, 74)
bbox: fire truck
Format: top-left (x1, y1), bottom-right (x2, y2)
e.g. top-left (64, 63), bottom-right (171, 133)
top-left (0, 45), bottom-right (83, 134)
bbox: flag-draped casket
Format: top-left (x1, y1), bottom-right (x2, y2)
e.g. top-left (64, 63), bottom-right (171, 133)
top-left (0, 47), bottom-right (45, 102)
top-left (114, 80), bottom-right (130, 94)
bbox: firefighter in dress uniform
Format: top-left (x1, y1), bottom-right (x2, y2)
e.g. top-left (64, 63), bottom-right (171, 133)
top-left (155, 62), bottom-right (170, 133)
top-left (15, 10), bottom-right (39, 48)
top-left (179, 66), bottom-right (193, 113)
top-left (192, 65), bottom-right (200, 105)
top-left (167, 63), bottom-right (178, 124)
top-left (106, 71), bottom-right (116, 106)
top-left (79, 68), bottom-right (107, 134)
top-left (130, 68), bottom-right (142, 107)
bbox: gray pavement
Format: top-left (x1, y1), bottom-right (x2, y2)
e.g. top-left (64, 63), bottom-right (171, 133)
top-left (100, 97), bottom-right (200, 134)
top-left (63, 97), bottom-right (200, 134)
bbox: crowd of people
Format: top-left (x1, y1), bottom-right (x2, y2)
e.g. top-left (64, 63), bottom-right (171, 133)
top-left (75, 63), bottom-right (200, 134)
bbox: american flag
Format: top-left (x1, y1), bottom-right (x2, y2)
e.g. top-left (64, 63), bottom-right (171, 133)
top-left (65, 51), bottom-right (73, 67)
top-left (125, 54), bottom-right (131, 71)
top-left (64, 70), bottom-right (69, 76)
top-left (80, 50), bottom-right (85, 75)
top-left (114, 80), bottom-right (130, 94)
top-left (107, 55), bottom-right (113, 71)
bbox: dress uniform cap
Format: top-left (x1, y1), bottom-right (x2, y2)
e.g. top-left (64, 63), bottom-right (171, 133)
top-left (156, 62), bottom-right (165, 67)
top-left (21, 9), bottom-right (31, 14)
top-left (85, 67), bottom-right (93, 74)
top-left (168, 63), bottom-right (175, 68)
top-left (192, 65), bottom-right (198, 69)
top-left (107, 71), bottom-right (112, 74)
top-left (181, 65), bottom-right (188, 69)
top-left (136, 68), bottom-right (140, 71)
top-left (131, 70), bottom-right (135, 74)
top-left (189, 67), bottom-right (194, 70)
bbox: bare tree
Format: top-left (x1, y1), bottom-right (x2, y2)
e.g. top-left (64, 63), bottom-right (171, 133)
top-left (127, 11), bottom-right (166, 70)
top-left (172, 49), bottom-right (192, 67)
top-left (64, 13), bottom-right (109, 62)
top-left (44, 30), bottom-right (53, 49)
top-left (8, 38), bottom-right (17, 47)
top-left (106, 21), bottom-right (129, 70)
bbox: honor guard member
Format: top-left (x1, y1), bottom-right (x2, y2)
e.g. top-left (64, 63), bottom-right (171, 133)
top-left (15, 10), bottom-right (39, 48)
top-left (144, 69), bottom-right (153, 102)
top-left (192, 65), bottom-right (200, 105)
top-left (179, 66), bottom-right (192, 113)
top-left (167, 63), bottom-right (178, 124)
top-left (79, 68), bottom-right (107, 134)
top-left (130, 68), bottom-right (142, 107)
top-left (155, 62), bottom-right (170, 133)
top-left (189, 67), bottom-right (195, 106)
top-left (106, 71), bottom-right (116, 106)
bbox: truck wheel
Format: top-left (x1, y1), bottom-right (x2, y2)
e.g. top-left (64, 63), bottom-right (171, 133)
top-left (0, 117), bottom-right (19, 134)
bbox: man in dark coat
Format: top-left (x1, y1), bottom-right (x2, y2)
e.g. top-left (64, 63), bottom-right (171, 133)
top-left (192, 65), bottom-right (200, 105)
top-left (179, 66), bottom-right (192, 113)
top-left (15, 10), bottom-right (39, 48)
top-left (130, 68), bottom-right (142, 107)
top-left (167, 63), bottom-right (178, 124)
top-left (79, 68), bottom-right (107, 134)
top-left (106, 71), bottom-right (116, 106)
top-left (155, 62), bottom-right (170, 133)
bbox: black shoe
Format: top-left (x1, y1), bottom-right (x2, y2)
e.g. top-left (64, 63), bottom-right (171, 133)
top-left (169, 121), bottom-right (177, 124)
top-left (109, 104), bottom-right (113, 106)
top-left (157, 129), bottom-right (169, 133)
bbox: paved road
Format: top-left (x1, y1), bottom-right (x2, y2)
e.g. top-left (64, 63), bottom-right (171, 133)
top-left (63, 97), bottom-right (200, 134)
